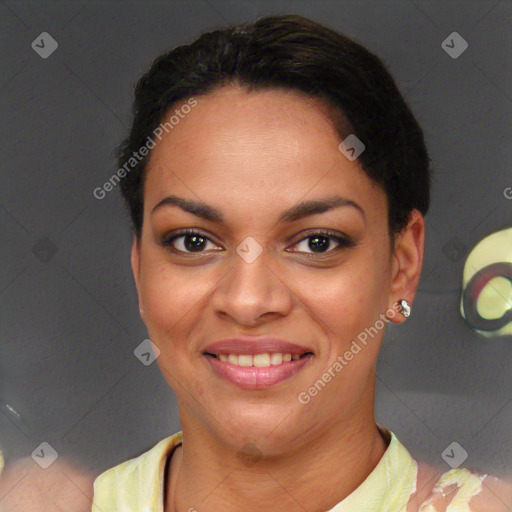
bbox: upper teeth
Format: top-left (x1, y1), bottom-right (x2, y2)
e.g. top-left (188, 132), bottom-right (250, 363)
top-left (216, 353), bottom-right (302, 367)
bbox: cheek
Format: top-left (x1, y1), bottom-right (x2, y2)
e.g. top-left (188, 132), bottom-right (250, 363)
top-left (300, 252), bottom-right (390, 385)
top-left (139, 263), bottom-right (214, 390)
top-left (299, 257), bottom-right (387, 335)
top-left (139, 262), bottom-right (210, 339)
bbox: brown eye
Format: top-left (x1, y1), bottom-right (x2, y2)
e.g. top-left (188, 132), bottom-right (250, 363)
top-left (289, 230), bottom-right (356, 255)
top-left (161, 229), bottom-right (221, 254)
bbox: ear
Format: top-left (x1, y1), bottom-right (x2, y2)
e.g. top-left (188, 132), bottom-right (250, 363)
top-left (387, 209), bottom-right (425, 323)
top-left (130, 235), bottom-right (144, 320)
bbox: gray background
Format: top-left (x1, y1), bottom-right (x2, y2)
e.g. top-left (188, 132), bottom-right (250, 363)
top-left (1, 0), bottom-right (511, 481)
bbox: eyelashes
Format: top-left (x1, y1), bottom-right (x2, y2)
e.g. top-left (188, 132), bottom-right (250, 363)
top-left (161, 228), bottom-right (221, 255)
top-left (160, 228), bottom-right (356, 257)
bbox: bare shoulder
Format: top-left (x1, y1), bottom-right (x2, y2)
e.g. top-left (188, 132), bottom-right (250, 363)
top-left (468, 472), bottom-right (512, 512)
top-left (0, 455), bottom-right (96, 511)
top-left (406, 460), bottom-right (447, 511)
top-left (407, 461), bottom-right (512, 512)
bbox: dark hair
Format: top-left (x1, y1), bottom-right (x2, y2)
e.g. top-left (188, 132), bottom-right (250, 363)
top-left (117, 14), bottom-right (431, 248)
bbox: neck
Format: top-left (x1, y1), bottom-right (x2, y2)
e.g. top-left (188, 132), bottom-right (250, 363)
top-left (168, 396), bottom-right (387, 512)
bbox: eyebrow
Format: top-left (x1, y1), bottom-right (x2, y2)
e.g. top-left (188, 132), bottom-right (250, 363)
top-left (151, 194), bottom-right (366, 224)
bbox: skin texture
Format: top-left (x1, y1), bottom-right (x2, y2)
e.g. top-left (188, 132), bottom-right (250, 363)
top-left (131, 85), bottom-right (426, 512)
top-left (0, 456), bottom-right (95, 511)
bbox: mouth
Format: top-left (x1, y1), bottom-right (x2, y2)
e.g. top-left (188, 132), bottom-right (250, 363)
top-left (203, 351), bottom-right (314, 367)
top-left (203, 351), bottom-right (314, 389)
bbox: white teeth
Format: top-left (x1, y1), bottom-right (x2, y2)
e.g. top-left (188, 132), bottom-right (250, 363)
top-left (238, 355), bottom-right (253, 367)
top-left (270, 353), bottom-right (283, 365)
top-left (253, 353), bottom-right (270, 367)
top-left (213, 352), bottom-right (308, 367)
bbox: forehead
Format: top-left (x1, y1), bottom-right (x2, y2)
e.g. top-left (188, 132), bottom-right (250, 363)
top-left (143, 86), bottom-right (386, 228)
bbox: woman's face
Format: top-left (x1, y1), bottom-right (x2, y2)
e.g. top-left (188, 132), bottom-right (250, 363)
top-left (131, 86), bottom-right (421, 454)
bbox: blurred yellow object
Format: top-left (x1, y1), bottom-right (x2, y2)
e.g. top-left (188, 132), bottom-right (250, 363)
top-left (461, 227), bottom-right (512, 337)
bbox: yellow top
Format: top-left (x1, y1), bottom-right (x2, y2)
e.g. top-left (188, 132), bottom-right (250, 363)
top-left (90, 427), bottom-right (491, 512)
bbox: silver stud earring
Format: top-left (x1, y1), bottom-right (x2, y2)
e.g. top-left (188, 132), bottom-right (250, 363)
top-left (399, 299), bottom-right (411, 318)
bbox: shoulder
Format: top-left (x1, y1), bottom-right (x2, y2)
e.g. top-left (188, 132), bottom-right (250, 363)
top-left (467, 472), bottom-right (512, 512)
top-left (0, 453), bottom-right (95, 511)
top-left (92, 432), bottom-right (182, 511)
top-left (409, 462), bottom-right (512, 512)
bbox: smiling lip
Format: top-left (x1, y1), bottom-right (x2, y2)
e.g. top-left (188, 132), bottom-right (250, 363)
top-left (205, 353), bottom-right (313, 389)
top-left (202, 336), bottom-right (314, 389)
top-left (202, 336), bottom-right (313, 356)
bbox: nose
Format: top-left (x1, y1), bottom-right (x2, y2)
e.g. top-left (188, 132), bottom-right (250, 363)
top-left (209, 243), bottom-right (293, 327)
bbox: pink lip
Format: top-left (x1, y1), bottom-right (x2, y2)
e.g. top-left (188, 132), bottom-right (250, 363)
top-left (202, 336), bottom-right (314, 356)
top-left (204, 353), bottom-right (314, 389)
